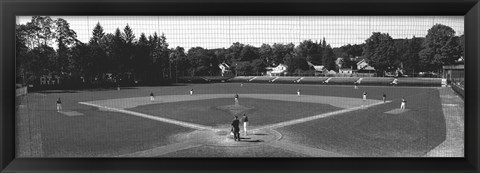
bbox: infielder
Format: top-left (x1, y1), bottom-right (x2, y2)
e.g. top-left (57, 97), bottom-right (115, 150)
top-left (234, 93), bottom-right (239, 105)
top-left (150, 92), bottom-right (155, 102)
top-left (190, 88), bottom-right (194, 96)
top-left (363, 91), bottom-right (367, 101)
top-left (56, 98), bottom-right (62, 112)
top-left (382, 93), bottom-right (386, 103)
top-left (400, 97), bottom-right (406, 110)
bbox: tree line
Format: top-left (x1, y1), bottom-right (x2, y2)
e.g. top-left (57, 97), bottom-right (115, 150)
top-left (16, 16), bottom-right (464, 86)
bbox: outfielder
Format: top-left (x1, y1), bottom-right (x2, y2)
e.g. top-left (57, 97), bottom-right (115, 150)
top-left (354, 82), bottom-right (359, 89)
top-left (56, 98), bottom-right (62, 112)
top-left (297, 88), bottom-right (301, 96)
top-left (363, 91), bottom-right (367, 101)
top-left (190, 88), bottom-right (194, 96)
top-left (382, 93), bottom-right (386, 103)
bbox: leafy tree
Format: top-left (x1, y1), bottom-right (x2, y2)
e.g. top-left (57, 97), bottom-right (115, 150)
top-left (284, 54), bottom-right (310, 74)
top-left (362, 32), bottom-right (397, 76)
top-left (258, 44), bottom-right (273, 66)
top-left (272, 43), bottom-right (294, 65)
top-left (400, 36), bottom-right (422, 74)
top-left (54, 18), bottom-right (78, 47)
top-left (419, 24), bottom-right (460, 72)
top-left (295, 40), bottom-right (322, 64)
top-left (322, 44), bottom-right (336, 71)
top-left (239, 45), bottom-right (259, 62)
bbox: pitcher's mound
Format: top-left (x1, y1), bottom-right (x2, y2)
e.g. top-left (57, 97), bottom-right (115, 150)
top-left (216, 104), bottom-right (254, 116)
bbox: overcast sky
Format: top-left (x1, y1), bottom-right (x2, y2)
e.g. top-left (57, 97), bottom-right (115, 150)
top-left (17, 16), bottom-right (463, 49)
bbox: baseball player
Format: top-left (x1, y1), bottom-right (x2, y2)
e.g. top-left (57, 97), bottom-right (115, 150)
top-left (150, 92), bottom-right (155, 102)
top-left (234, 93), bottom-right (239, 105)
top-left (400, 97), bottom-right (406, 110)
top-left (363, 91), bottom-right (367, 101)
top-left (382, 93), bottom-right (386, 103)
top-left (242, 113), bottom-right (249, 136)
top-left (190, 88), bottom-right (194, 96)
top-left (297, 88), bottom-right (301, 96)
top-left (56, 98), bottom-right (62, 112)
top-left (241, 83), bottom-right (244, 87)
top-left (354, 82), bottom-right (359, 89)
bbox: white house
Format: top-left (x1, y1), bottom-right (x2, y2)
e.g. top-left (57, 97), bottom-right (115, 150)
top-left (266, 64), bottom-right (288, 76)
top-left (357, 59), bottom-right (375, 71)
top-left (218, 63), bottom-right (231, 76)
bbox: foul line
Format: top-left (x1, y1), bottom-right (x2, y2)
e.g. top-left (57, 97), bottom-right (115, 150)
top-left (253, 101), bottom-right (391, 130)
top-left (78, 102), bottom-right (216, 131)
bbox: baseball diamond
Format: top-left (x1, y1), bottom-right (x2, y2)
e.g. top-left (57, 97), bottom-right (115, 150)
top-left (15, 83), bottom-right (463, 157)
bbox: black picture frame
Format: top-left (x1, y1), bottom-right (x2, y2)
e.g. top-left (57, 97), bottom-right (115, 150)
top-left (1, 0), bottom-right (479, 172)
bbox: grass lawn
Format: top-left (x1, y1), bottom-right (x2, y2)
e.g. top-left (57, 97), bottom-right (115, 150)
top-left (276, 89), bottom-right (446, 157)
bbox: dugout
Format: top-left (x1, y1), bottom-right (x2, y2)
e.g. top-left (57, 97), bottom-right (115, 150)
top-left (443, 64), bottom-right (464, 85)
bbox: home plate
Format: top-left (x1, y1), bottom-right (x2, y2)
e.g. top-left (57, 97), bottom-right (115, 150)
top-left (384, 108), bottom-right (409, 114)
top-left (60, 111), bottom-right (84, 117)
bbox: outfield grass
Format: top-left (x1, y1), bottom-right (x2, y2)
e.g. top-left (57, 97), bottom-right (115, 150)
top-left (276, 90), bottom-right (445, 157)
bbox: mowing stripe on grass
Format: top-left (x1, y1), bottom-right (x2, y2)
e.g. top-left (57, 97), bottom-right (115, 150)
top-left (78, 102), bottom-right (216, 131)
top-left (254, 101), bottom-right (391, 130)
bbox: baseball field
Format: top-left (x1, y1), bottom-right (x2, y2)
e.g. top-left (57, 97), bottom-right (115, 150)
top-left (15, 82), bottom-right (464, 157)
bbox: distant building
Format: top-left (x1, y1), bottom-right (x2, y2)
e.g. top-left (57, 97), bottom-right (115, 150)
top-left (307, 61), bottom-right (327, 76)
top-left (218, 63), bottom-right (232, 76)
top-left (266, 64), bottom-right (288, 76)
top-left (339, 68), bottom-right (354, 74)
top-left (356, 59), bottom-right (375, 73)
top-left (443, 64), bottom-right (464, 85)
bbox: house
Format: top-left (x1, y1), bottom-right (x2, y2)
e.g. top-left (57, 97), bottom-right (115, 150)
top-left (307, 61), bottom-right (327, 76)
top-left (218, 63), bottom-right (232, 77)
top-left (266, 64), bottom-right (288, 76)
top-left (356, 59), bottom-right (375, 73)
top-left (339, 68), bottom-right (354, 74)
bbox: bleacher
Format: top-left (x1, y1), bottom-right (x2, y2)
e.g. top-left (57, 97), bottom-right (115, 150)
top-left (249, 76), bottom-right (277, 83)
top-left (360, 77), bottom-right (395, 86)
top-left (271, 77), bottom-right (302, 84)
top-left (326, 77), bottom-right (359, 85)
top-left (296, 77), bottom-right (329, 84)
top-left (229, 76), bottom-right (256, 82)
top-left (396, 78), bottom-right (442, 86)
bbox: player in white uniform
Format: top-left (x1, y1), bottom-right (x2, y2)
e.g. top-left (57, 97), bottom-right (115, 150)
top-left (354, 82), bottom-right (359, 89)
top-left (297, 88), bottom-right (301, 96)
top-left (363, 91), bottom-right (367, 101)
top-left (150, 92), bottom-right (155, 102)
top-left (400, 97), bottom-right (406, 110)
top-left (190, 88), bottom-right (194, 96)
top-left (242, 113), bottom-right (249, 136)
